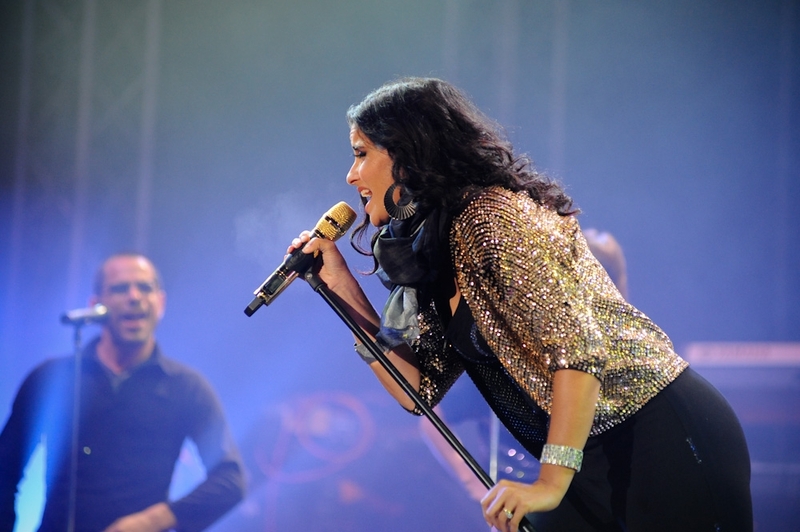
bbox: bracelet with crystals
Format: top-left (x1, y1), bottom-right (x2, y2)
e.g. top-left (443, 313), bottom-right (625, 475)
top-left (540, 443), bottom-right (583, 472)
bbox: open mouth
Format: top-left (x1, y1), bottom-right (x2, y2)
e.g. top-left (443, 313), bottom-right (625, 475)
top-left (120, 312), bottom-right (148, 326)
top-left (358, 189), bottom-right (372, 212)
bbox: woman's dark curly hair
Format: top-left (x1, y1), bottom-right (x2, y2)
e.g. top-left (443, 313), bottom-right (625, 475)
top-left (346, 77), bottom-right (576, 255)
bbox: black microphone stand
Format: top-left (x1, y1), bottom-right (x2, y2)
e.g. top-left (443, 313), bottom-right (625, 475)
top-left (64, 320), bottom-right (86, 532)
top-left (302, 269), bottom-right (537, 532)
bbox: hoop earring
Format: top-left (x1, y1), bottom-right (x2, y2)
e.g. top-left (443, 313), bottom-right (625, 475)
top-left (383, 183), bottom-right (417, 221)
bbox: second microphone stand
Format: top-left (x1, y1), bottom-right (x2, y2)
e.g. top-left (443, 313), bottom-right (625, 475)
top-left (65, 322), bottom-right (85, 532)
top-left (302, 269), bottom-right (537, 532)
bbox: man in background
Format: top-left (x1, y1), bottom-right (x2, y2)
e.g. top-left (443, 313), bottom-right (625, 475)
top-left (0, 253), bottom-right (245, 532)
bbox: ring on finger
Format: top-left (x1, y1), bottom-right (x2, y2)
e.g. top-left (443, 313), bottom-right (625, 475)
top-left (503, 508), bottom-right (513, 519)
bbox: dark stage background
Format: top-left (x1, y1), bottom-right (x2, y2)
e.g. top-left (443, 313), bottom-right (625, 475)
top-left (1, 1), bottom-right (798, 531)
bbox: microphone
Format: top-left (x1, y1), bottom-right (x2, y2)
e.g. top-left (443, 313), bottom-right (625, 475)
top-left (60, 303), bottom-right (109, 326)
top-left (244, 201), bottom-right (357, 316)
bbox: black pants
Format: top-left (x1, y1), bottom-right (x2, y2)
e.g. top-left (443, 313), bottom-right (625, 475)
top-left (530, 367), bottom-right (753, 532)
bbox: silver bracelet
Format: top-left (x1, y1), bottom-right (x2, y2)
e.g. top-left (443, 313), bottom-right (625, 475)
top-left (354, 342), bottom-right (377, 364)
top-left (540, 443), bottom-right (583, 472)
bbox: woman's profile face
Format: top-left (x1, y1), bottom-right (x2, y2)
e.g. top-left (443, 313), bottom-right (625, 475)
top-left (346, 127), bottom-right (396, 227)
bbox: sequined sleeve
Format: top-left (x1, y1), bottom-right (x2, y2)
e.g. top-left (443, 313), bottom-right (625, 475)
top-left (451, 187), bottom-right (687, 435)
top-left (408, 300), bottom-right (465, 415)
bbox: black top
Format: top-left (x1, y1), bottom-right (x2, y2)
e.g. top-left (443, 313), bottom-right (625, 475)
top-left (445, 298), bottom-right (549, 459)
top-left (0, 337), bottom-right (245, 532)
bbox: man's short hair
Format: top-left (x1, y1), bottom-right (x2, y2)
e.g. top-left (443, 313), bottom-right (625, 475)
top-left (92, 253), bottom-right (163, 296)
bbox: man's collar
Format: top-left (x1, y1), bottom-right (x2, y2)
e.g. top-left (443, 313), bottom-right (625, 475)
top-left (83, 335), bottom-right (171, 376)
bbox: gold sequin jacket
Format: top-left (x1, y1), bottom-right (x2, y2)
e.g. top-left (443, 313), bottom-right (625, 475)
top-left (412, 187), bottom-right (688, 436)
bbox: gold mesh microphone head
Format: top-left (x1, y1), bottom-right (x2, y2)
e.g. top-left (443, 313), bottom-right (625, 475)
top-left (312, 201), bottom-right (357, 241)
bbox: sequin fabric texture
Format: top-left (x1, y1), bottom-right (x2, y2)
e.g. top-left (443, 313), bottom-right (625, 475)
top-left (414, 187), bottom-right (687, 436)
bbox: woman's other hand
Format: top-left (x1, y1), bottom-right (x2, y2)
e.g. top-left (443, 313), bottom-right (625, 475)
top-left (481, 478), bottom-right (566, 532)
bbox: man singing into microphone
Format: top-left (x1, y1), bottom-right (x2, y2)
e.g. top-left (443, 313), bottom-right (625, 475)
top-left (0, 253), bottom-right (245, 532)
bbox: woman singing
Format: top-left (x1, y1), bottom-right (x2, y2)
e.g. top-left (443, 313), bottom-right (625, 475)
top-left (289, 77), bottom-right (752, 532)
